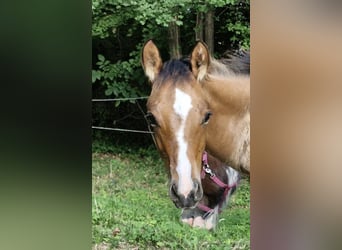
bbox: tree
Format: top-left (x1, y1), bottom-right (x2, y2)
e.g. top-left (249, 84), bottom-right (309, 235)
top-left (195, 12), bottom-right (204, 41)
top-left (168, 20), bottom-right (181, 59)
top-left (92, 0), bottom-right (250, 144)
top-left (205, 8), bottom-right (215, 54)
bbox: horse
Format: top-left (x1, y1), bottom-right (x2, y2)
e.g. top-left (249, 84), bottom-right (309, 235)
top-left (141, 40), bottom-right (249, 229)
top-left (180, 152), bottom-right (240, 229)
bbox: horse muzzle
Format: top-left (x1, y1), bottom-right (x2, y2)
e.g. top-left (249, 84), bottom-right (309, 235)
top-left (169, 179), bottom-right (203, 208)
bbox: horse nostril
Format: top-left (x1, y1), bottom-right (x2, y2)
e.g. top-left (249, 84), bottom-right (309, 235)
top-left (170, 182), bottom-right (178, 198)
top-left (172, 183), bottom-right (177, 193)
top-left (169, 180), bottom-right (202, 208)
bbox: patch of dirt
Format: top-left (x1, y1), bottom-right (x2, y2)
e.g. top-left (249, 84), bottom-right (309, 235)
top-left (92, 243), bottom-right (111, 250)
top-left (92, 242), bottom-right (140, 250)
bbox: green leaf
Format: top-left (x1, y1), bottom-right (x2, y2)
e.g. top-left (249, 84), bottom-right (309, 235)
top-left (92, 70), bottom-right (102, 83)
top-left (98, 54), bottom-right (105, 62)
top-left (105, 89), bottom-right (112, 96)
top-left (175, 20), bottom-right (183, 26)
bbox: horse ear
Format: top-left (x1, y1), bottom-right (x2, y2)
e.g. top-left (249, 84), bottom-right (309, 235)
top-left (190, 41), bottom-right (210, 81)
top-left (141, 40), bottom-right (163, 84)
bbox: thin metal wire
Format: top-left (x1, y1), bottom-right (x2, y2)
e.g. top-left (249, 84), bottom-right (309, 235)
top-left (135, 99), bottom-right (158, 149)
top-left (92, 126), bottom-right (154, 134)
top-left (92, 96), bottom-right (149, 102)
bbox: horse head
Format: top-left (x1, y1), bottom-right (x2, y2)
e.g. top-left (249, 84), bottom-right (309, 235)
top-left (141, 40), bottom-right (212, 208)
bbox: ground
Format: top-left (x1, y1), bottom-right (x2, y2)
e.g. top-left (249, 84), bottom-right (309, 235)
top-left (92, 147), bottom-right (250, 249)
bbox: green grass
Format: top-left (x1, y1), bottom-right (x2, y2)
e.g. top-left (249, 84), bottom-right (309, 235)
top-left (92, 146), bottom-right (250, 249)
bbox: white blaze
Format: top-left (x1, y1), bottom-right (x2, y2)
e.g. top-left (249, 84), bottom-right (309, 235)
top-left (173, 88), bottom-right (193, 198)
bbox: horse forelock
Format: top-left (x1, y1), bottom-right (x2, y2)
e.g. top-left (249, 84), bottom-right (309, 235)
top-left (153, 59), bottom-right (193, 87)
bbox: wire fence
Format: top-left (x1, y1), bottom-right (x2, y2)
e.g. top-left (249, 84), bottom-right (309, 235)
top-left (92, 96), bottom-right (154, 135)
top-left (92, 96), bottom-right (148, 102)
top-left (92, 126), bottom-right (153, 134)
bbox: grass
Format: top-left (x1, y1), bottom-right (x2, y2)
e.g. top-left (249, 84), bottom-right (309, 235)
top-left (92, 146), bottom-right (250, 249)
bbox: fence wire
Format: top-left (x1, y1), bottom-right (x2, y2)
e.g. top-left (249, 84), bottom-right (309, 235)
top-left (92, 96), bottom-right (148, 102)
top-left (92, 96), bottom-right (157, 147)
top-left (92, 126), bottom-right (153, 134)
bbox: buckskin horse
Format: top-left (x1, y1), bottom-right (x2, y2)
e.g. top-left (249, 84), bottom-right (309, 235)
top-left (141, 40), bottom-right (250, 229)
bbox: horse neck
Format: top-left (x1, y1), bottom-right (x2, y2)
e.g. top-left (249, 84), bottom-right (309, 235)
top-left (202, 75), bottom-right (250, 173)
top-left (202, 74), bottom-right (250, 111)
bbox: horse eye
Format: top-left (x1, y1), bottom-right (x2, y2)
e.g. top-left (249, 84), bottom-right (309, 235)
top-left (202, 111), bottom-right (212, 125)
top-left (146, 112), bottom-right (158, 127)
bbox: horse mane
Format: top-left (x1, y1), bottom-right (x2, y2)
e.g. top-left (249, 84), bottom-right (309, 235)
top-left (154, 50), bottom-right (250, 87)
top-left (208, 50), bottom-right (250, 77)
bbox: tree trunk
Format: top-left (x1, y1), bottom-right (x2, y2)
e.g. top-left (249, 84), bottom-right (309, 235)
top-left (168, 20), bottom-right (181, 59)
top-left (195, 12), bottom-right (204, 41)
top-left (204, 9), bottom-right (214, 55)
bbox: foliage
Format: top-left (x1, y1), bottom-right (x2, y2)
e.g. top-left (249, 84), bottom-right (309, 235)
top-left (92, 0), bottom-right (250, 101)
top-left (92, 146), bottom-right (250, 249)
top-left (223, 0), bottom-right (250, 50)
top-left (92, 0), bottom-right (249, 146)
top-left (92, 53), bottom-right (144, 107)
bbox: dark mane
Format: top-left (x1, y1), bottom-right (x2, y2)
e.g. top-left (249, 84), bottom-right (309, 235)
top-left (220, 50), bottom-right (250, 75)
top-left (155, 59), bottom-right (192, 86)
top-left (154, 51), bottom-right (249, 87)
